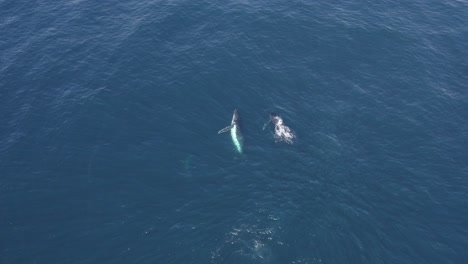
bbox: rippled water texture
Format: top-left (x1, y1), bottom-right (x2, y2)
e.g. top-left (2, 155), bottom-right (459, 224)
top-left (1, 0), bottom-right (467, 263)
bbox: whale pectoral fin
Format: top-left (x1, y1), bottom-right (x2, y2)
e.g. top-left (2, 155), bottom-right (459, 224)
top-left (262, 120), bottom-right (271, 130)
top-left (218, 125), bottom-right (232, 134)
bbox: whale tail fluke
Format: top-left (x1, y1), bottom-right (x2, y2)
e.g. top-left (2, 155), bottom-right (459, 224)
top-left (218, 125), bottom-right (232, 134)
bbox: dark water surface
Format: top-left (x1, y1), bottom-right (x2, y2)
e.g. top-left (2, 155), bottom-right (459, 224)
top-left (1, 0), bottom-right (467, 263)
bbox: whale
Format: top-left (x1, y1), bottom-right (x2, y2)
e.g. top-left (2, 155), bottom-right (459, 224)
top-left (218, 109), bottom-right (243, 153)
top-left (263, 112), bottom-right (295, 144)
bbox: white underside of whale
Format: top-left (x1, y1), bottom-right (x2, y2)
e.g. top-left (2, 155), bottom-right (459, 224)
top-left (218, 110), bottom-right (243, 153)
top-left (231, 125), bottom-right (242, 153)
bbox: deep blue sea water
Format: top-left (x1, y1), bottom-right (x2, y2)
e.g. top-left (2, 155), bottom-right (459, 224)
top-left (1, 0), bottom-right (467, 263)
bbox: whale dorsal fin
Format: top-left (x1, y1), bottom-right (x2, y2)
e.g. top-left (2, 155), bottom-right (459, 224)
top-left (218, 125), bottom-right (232, 134)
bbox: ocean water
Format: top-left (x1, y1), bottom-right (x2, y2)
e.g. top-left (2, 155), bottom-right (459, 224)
top-left (1, 0), bottom-right (467, 263)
